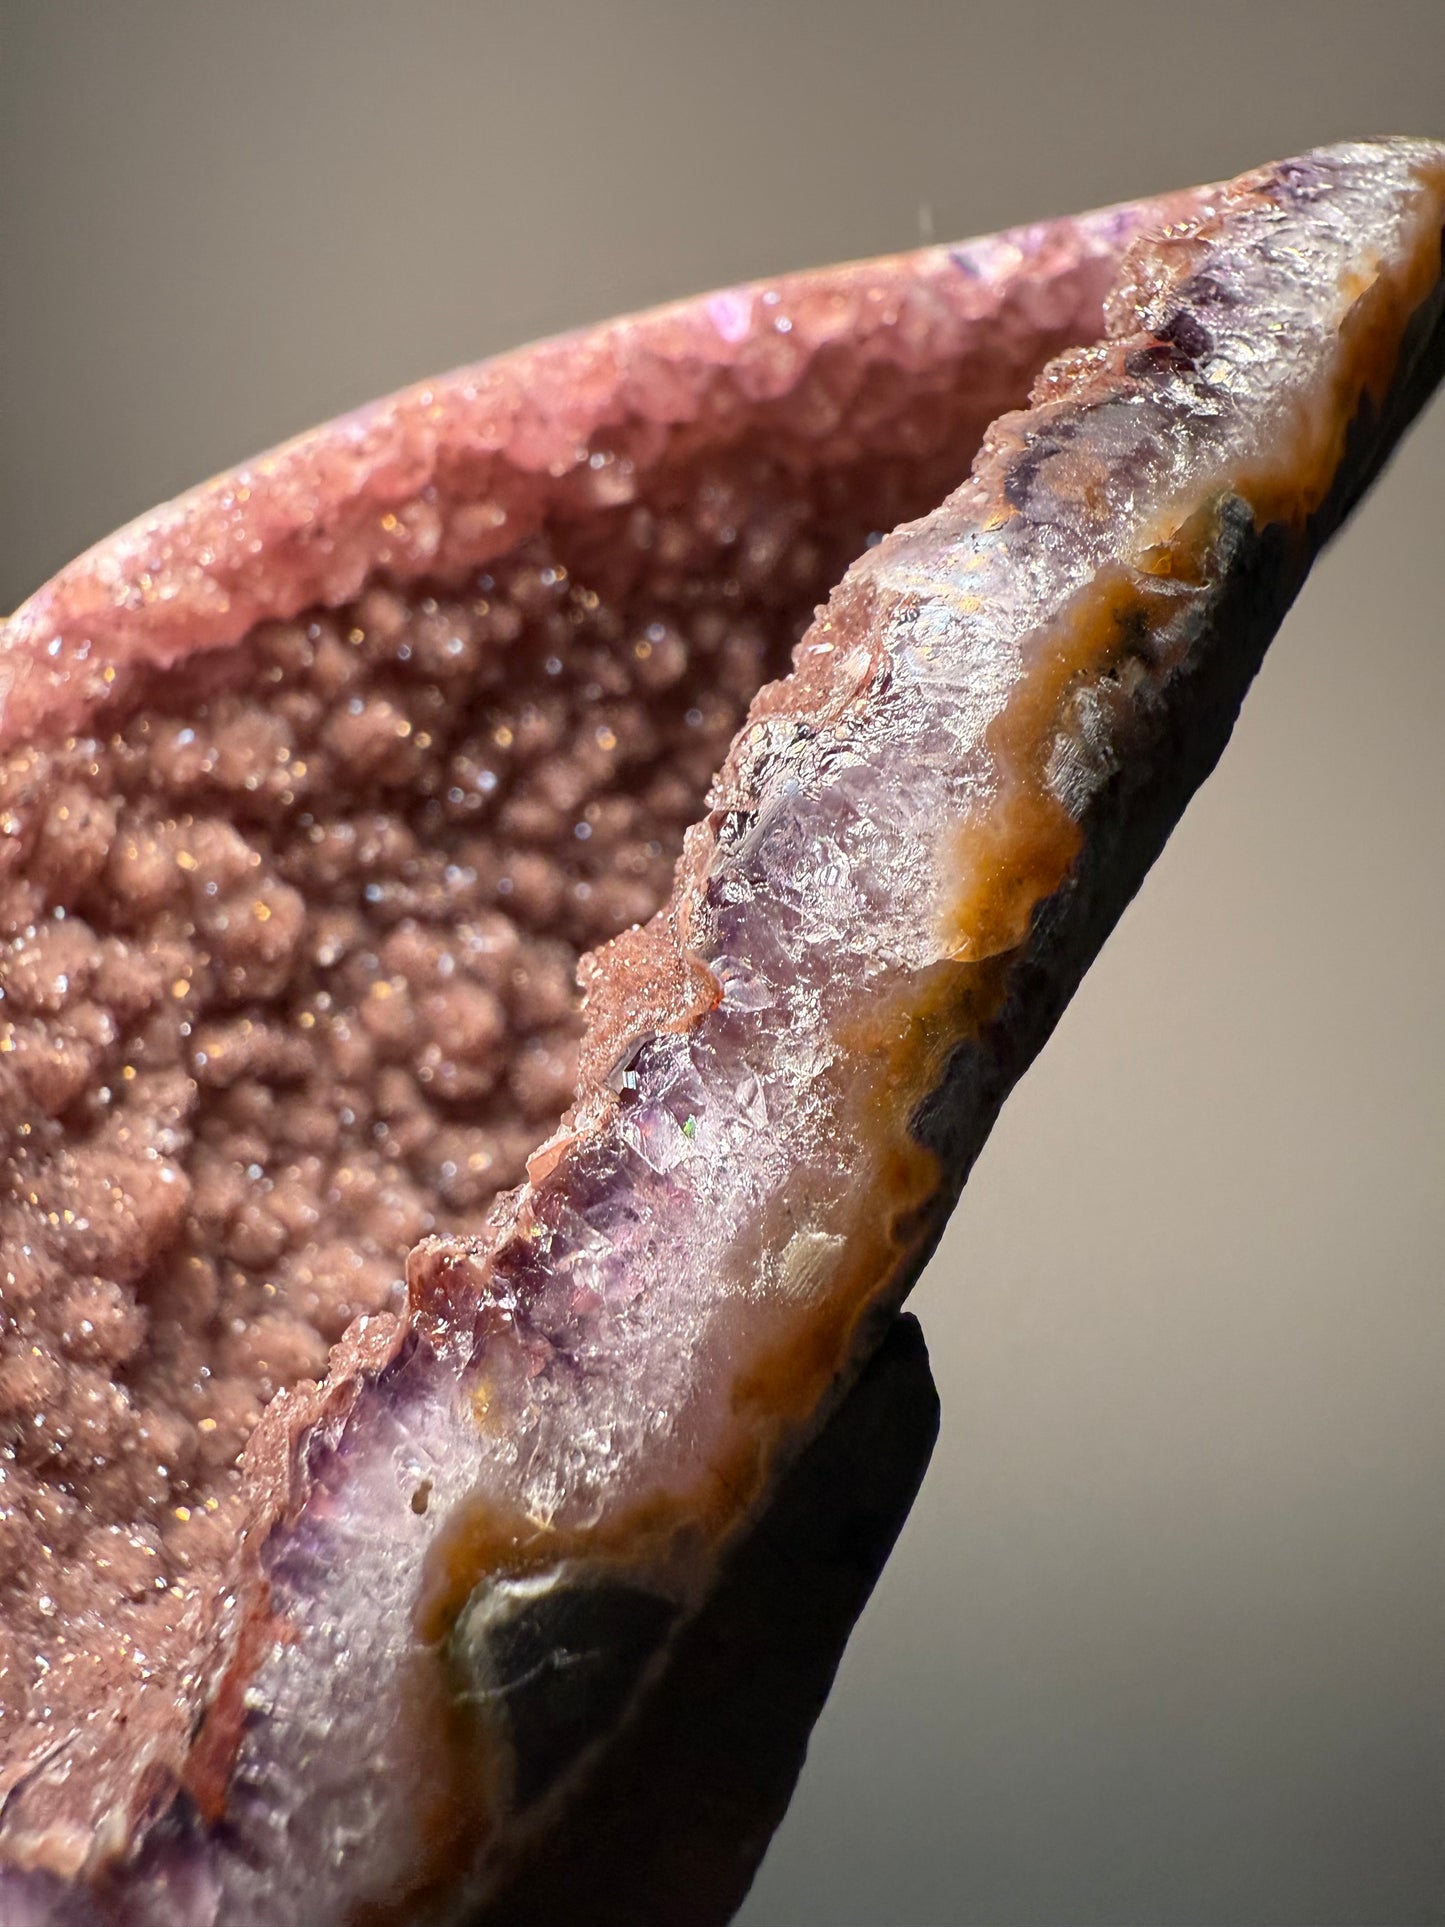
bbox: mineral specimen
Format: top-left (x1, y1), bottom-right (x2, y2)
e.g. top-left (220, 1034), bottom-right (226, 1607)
top-left (0, 138), bottom-right (1441, 1926)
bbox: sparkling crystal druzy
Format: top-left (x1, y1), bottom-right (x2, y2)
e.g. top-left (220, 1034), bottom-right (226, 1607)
top-left (1, 139), bottom-right (1442, 1926)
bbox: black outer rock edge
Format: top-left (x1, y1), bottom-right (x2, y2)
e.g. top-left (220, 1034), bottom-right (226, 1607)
top-left (467, 1314), bottom-right (940, 1927)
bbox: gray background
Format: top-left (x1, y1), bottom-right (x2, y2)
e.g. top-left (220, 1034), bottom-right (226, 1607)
top-left (2, 4), bottom-right (1442, 1921)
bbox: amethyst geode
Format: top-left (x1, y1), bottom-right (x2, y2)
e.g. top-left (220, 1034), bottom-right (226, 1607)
top-left (1, 140), bottom-right (1442, 1926)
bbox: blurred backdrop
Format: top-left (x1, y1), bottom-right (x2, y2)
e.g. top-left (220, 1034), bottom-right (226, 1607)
top-left (2, 4), bottom-right (1442, 1921)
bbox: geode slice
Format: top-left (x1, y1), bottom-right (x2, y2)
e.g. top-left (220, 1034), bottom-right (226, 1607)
top-left (1, 139), bottom-right (1442, 1927)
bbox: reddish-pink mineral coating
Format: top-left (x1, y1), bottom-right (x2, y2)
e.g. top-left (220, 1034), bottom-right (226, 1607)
top-left (0, 195), bottom-right (1193, 1874)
